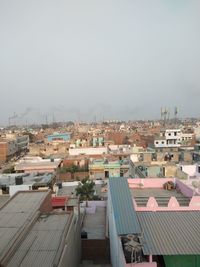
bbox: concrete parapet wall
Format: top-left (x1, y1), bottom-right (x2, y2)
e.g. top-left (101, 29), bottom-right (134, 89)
top-left (82, 201), bottom-right (106, 214)
top-left (128, 178), bottom-right (174, 189)
top-left (134, 196), bottom-right (200, 211)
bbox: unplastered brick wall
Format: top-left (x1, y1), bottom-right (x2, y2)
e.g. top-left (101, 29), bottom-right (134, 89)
top-left (39, 191), bottom-right (53, 213)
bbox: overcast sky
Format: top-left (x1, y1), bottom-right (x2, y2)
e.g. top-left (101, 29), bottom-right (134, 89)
top-left (0, 0), bottom-right (200, 125)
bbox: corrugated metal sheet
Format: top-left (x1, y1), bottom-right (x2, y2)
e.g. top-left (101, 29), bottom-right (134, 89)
top-left (0, 191), bottom-right (48, 258)
top-left (0, 196), bottom-right (9, 208)
top-left (7, 214), bottom-right (69, 267)
top-left (0, 228), bottom-right (18, 255)
top-left (137, 211), bottom-right (200, 255)
top-left (109, 177), bottom-right (141, 235)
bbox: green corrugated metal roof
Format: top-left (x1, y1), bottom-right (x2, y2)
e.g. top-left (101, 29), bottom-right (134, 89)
top-left (137, 211), bottom-right (200, 255)
top-left (109, 177), bottom-right (141, 235)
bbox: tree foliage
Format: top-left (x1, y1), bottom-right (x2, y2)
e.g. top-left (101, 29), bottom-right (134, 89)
top-left (75, 177), bottom-right (95, 202)
top-left (59, 165), bottom-right (88, 174)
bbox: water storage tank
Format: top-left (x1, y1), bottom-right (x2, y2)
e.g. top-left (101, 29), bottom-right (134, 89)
top-left (81, 231), bottom-right (88, 239)
top-left (57, 182), bottom-right (62, 189)
top-left (15, 176), bottom-right (23, 185)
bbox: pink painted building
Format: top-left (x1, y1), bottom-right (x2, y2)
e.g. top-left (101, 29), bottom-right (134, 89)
top-left (108, 177), bottom-right (200, 267)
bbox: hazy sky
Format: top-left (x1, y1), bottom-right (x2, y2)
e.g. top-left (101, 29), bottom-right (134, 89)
top-left (0, 0), bottom-right (200, 125)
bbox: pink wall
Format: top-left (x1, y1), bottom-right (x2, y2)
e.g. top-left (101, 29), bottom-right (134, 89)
top-left (128, 178), bottom-right (174, 189)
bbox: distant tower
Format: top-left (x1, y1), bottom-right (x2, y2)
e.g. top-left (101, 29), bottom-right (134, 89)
top-left (45, 115), bottom-right (48, 125)
top-left (174, 107), bottom-right (178, 120)
top-left (161, 107), bottom-right (163, 121)
top-left (8, 112), bottom-right (18, 126)
top-left (174, 107), bottom-right (178, 126)
top-left (161, 107), bottom-right (169, 127)
top-left (167, 108), bottom-right (170, 122)
top-left (163, 107), bottom-right (167, 126)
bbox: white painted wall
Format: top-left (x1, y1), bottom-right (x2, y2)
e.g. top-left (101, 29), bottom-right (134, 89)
top-left (179, 164), bottom-right (200, 177)
top-left (69, 147), bottom-right (108, 156)
top-left (155, 129), bottom-right (182, 148)
top-left (9, 184), bottom-right (32, 196)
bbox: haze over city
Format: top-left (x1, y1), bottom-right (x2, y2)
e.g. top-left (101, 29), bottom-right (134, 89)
top-left (1, 0), bottom-right (200, 124)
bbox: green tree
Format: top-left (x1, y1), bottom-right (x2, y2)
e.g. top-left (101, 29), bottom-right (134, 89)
top-left (75, 177), bottom-right (95, 206)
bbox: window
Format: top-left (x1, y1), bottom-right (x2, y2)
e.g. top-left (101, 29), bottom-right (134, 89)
top-left (156, 141), bottom-right (159, 144)
top-left (162, 141), bottom-right (165, 144)
top-left (168, 133), bottom-right (171, 136)
top-left (174, 132), bottom-right (177, 136)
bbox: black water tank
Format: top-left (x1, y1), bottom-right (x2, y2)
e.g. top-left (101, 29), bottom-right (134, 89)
top-left (81, 231), bottom-right (88, 239)
top-left (57, 182), bottom-right (62, 189)
top-left (15, 176), bottom-right (23, 185)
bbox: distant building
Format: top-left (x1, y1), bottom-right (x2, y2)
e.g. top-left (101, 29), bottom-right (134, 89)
top-left (75, 138), bottom-right (89, 147)
top-left (89, 159), bottom-right (129, 179)
top-left (69, 147), bottom-right (108, 156)
top-left (47, 132), bottom-right (71, 142)
top-left (194, 122), bottom-right (200, 141)
top-left (0, 134), bottom-right (29, 163)
top-left (15, 156), bottom-right (62, 173)
top-left (180, 133), bottom-right (194, 146)
top-left (0, 139), bottom-right (18, 163)
top-left (16, 135), bottom-right (29, 151)
top-left (0, 172), bottom-right (55, 195)
top-left (92, 137), bottom-right (104, 147)
top-left (154, 129), bottom-right (181, 148)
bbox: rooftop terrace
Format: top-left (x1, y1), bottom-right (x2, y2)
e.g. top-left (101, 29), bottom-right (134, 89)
top-left (128, 178), bottom-right (200, 211)
top-left (131, 188), bottom-right (190, 207)
top-left (82, 206), bottom-right (106, 239)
